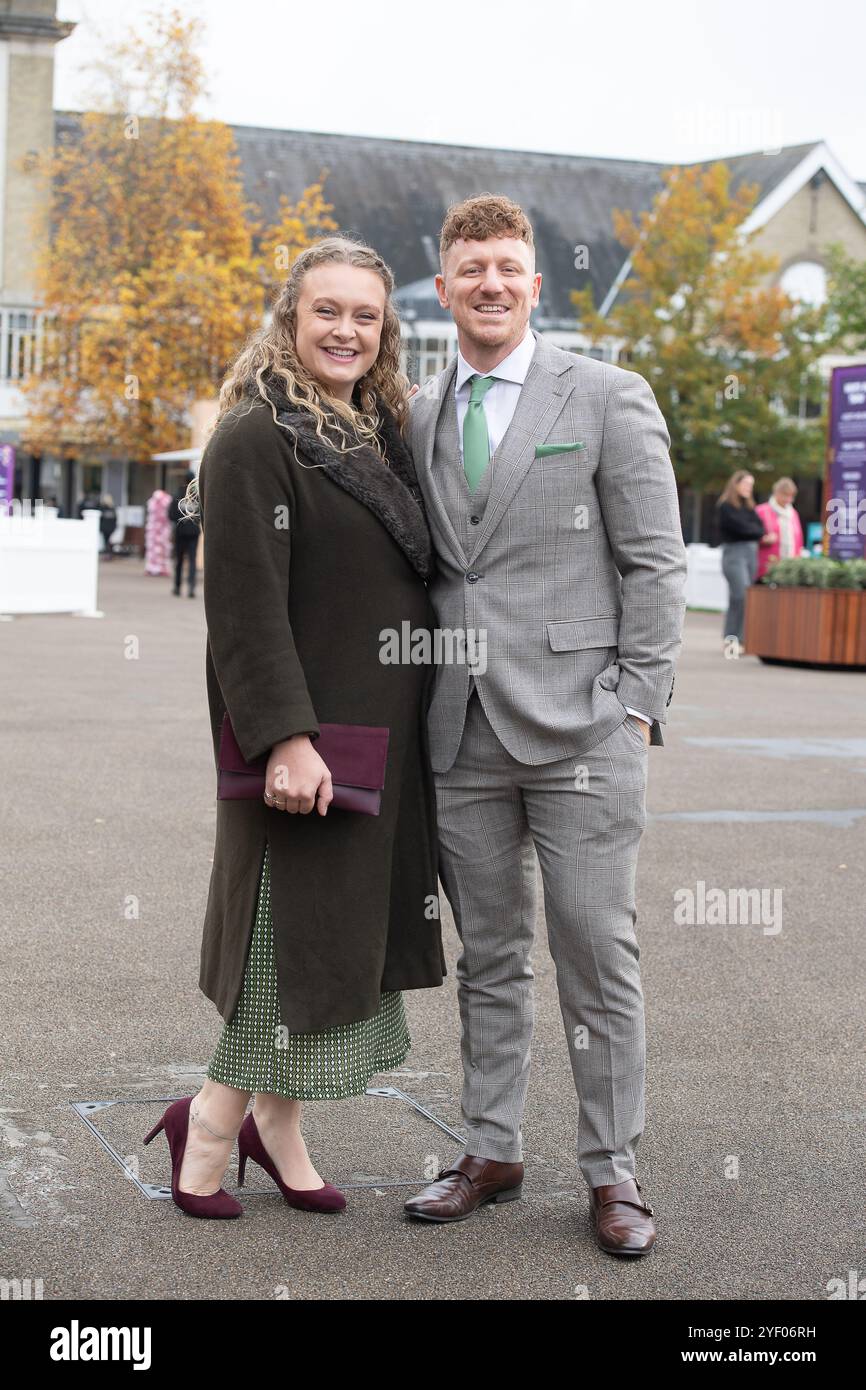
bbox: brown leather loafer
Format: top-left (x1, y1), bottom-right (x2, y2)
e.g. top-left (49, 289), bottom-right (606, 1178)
top-left (590, 1178), bottom-right (656, 1256)
top-left (404, 1154), bottom-right (524, 1223)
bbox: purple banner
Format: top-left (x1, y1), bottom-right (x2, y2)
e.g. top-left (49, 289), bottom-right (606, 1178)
top-left (826, 364), bottom-right (866, 561)
top-left (0, 443), bottom-right (14, 514)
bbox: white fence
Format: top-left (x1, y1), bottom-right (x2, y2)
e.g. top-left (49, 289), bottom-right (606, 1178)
top-left (685, 543), bottom-right (727, 612)
top-left (0, 506), bottom-right (101, 617)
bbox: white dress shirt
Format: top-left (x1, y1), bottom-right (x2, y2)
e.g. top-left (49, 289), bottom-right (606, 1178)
top-left (455, 326), bottom-right (653, 732)
top-left (455, 324), bottom-right (537, 460)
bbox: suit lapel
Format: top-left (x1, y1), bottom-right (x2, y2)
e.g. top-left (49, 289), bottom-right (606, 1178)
top-left (469, 334), bottom-right (575, 564)
top-left (412, 357), bottom-right (468, 567)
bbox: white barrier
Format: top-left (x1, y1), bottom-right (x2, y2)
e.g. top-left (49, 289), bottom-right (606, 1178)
top-left (0, 506), bottom-right (102, 617)
top-left (685, 542), bottom-right (727, 612)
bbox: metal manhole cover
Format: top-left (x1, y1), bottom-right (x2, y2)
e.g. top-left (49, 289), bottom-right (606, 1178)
top-left (71, 1088), bottom-right (466, 1200)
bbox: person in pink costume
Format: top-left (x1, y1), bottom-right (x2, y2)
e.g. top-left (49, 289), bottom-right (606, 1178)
top-left (755, 477), bottom-right (804, 581)
top-left (144, 488), bottom-right (173, 576)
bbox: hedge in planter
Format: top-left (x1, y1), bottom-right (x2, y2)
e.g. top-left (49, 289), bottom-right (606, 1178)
top-left (743, 557), bottom-right (866, 666)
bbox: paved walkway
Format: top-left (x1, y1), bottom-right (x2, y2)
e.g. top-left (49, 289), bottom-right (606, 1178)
top-left (2, 562), bottom-right (864, 1300)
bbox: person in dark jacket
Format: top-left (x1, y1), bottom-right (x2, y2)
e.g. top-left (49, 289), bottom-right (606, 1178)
top-left (168, 471), bottom-right (199, 596)
top-left (143, 237), bottom-right (446, 1221)
top-left (715, 470), bottom-right (766, 648)
top-left (99, 494), bottom-right (118, 559)
top-left (76, 490), bottom-right (100, 518)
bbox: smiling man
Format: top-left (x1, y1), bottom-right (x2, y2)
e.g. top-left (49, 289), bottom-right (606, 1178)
top-left (405, 194), bottom-right (688, 1254)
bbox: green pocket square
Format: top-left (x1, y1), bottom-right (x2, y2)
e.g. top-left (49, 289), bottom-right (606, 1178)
top-left (535, 442), bottom-right (586, 458)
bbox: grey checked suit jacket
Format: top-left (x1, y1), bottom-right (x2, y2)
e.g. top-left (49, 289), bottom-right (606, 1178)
top-left (407, 331), bottom-right (688, 773)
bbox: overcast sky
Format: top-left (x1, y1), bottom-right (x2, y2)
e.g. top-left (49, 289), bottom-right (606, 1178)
top-left (54, 0), bottom-right (866, 182)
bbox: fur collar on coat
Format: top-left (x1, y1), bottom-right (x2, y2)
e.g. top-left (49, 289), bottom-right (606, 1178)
top-left (257, 374), bottom-right (433, 580)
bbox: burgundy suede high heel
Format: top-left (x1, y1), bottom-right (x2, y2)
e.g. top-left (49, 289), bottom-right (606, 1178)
top-left (236, 1111), bottom-right (346, 1213)
top-left (143, 1096), bottom-right (243, 1219)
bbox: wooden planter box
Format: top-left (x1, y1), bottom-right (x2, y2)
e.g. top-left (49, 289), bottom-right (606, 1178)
top-left (744, 585), bottom-right (866, 667)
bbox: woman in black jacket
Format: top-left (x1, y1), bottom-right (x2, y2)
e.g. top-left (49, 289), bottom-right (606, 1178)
top-left (99, 494), bottom-right (118, 559)
top-left (715, 470), bottom-right (766, 648)
top-left (168, 471), bottom-right (199, 597)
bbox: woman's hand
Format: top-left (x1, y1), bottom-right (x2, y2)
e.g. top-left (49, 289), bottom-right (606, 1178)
top-left (264, 735), bottom-right (333, 815)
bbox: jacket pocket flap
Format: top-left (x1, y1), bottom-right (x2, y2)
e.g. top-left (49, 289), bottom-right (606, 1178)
top-left (547, 616), bottom-right (620, 650)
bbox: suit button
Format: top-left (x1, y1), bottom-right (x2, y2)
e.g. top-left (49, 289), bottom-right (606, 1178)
top-left (469, 515), bottom-right (480, 525)
top-left (466, 571), bottom-right (480, 583)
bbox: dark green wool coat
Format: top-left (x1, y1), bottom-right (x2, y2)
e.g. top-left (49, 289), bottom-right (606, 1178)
top-left (197, 380), bottom-right (446, 1032)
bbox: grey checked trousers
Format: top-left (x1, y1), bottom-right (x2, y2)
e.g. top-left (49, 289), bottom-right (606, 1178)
top-left (435, 685), bottom-right (650, 1187)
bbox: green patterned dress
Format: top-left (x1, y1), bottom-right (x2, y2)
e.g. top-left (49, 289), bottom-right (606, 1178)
top-left (206, 844), bottom-right (411, 1099)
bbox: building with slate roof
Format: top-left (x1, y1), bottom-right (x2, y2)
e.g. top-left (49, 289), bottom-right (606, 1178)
top-left (2, 2), bottom-right (866, 532)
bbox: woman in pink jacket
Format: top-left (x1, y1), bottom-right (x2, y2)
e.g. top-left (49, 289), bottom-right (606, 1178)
top-left (755, 477), bottom-right (804, 581)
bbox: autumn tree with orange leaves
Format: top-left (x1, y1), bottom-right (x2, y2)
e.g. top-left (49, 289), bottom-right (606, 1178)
top-left (571, 162), bottom-right (826, 497)
top-left (20, 8), bottom-right (337, 464)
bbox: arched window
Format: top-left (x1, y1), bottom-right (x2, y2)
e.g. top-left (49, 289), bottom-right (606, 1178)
top-left (779, 260), bottom-right (828, 307)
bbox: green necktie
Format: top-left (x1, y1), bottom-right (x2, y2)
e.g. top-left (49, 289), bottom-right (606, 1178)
top-left (462, 374), bottom-right (496, 493)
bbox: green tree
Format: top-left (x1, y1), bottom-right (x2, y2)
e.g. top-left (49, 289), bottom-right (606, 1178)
top-left (20, 7), bottom-right (336, 462)
top-left (823, 242), bottom-right (866, 350)
top-left (572, 162), bottom-right (826, 499)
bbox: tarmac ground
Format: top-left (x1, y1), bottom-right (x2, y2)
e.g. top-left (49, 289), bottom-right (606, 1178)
top-left (2, 561), bottom-right (865, 1302)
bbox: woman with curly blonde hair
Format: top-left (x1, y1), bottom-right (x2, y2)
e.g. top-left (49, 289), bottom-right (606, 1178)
top-left (144, 236), bottom-right (446, 1219)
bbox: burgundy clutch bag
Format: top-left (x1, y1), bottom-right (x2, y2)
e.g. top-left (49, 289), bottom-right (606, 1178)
top-left (217, 712), bottom-right (389, 815)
